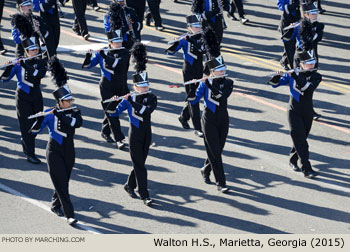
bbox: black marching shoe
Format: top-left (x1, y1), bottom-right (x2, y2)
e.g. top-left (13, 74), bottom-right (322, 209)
top-left (72, 27), bottom-right (81, 36)
top-left (67, 218), bottom-right (78, 226)
top-left (227, 12), bottom-right (238, 21)
top-left (178, 116), bottom-right (190, 129)
top-left (194, 130), bottom-right (204, 138)
top-left (0, 48), bottom-right (8, 55)
top-left (116, 140), bottom-right (126, 149)
top-left (101, 133), bottom-right (115, 143)
top-left (200, 168), bottom-right (211, 184)
top-left (143, 198), bottom-right (153, 206)
top-left (51, 207), bottom-right (64, 217)
top-left (124, 184), bottom-right (138, 198)
top-left (27, 155), bottom-right (41, 164)
top-left (289, 162), bottom-right (301, 172)
top-left (313, 112), bottom-right (322, 121)
top-left (145, 13), bottom-right (152, 26)
top-left (319, 8), bottom-right (326, 14)
top-left (303, 170), bottom-right (319, 179)
top-left (217, 185), bottom-right (229, 193)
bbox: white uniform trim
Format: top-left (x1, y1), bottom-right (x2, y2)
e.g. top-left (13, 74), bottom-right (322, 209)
top-left (21, 68), bottom-right (34, 87)
top-left (70, 117), bottom-right (76, 127)
top-left (301, 81), bottom-right (311, 91)
top-left (54, 116), bottom-right (67, 138)
top-left (139, 105), bottom-right (146, 115)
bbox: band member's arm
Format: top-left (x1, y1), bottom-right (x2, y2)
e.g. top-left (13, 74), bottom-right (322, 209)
top-left (29, 112), bottom-right (49, 134)
top-left (99, 50), bottom-right (120, 68)
top-left (104, 14), bottom-right (111, 32)
top-left (188, 81), bottom-right (205, 104)
top-left (165, 40), bottom-right (183, 55)
top-left (36, 17), bottom-right (50, 39)
top-left (222, 0), bottom-right (232, 13)
top-left (33, 0), bottom-right (56, 13)
top-left (82, 52), bottom-right (100, 69)
top-left (127, 95), bottom-right (157, 116)
top-left (277, 0), bottom-right (299, 13)
top-left (313, 23), bottom-right (324, 43)
top-left (53, 108), bottom-right (83, 128)
top-left (221, 79), bottom-right (234, 99)
top-left (0, 64), bottom-right (17, 82)
top-left (109, 98), bottom-right (128, 117)
top-left (20, 60), bottom-right (47, 79)
top-left (269, 73), bottom-right (292, 88)
top-left (11, 28), bottom-right (23, 44)
top-left (291, 72), bottom-right (308, 90)
top-left (201, 9), bottom-right (220, 21)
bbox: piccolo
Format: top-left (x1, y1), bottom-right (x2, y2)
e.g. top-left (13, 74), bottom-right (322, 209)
top-left (85, 47), bottom-right (126, 54)
top-left (168, 31), bottom-right (202, 44)
top-left (184, 74), bottom-right (228, 85)
top-left (103, 91), bottom-right (152, 104)
top-left (0, 54), bottom-right (43, 69)
top-left (283, 22), bottom-right (300, 31)
top-left (28, 106), bottom-right (77, 119)
top-left (265, 68), bottom-right (317, 77)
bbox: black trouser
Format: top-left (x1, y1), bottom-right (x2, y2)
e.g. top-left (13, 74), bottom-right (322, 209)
top-left (181, 67), bottom-right (202, 131)
top-left (72, 0), bottom-right (88, 36)
top-left (203, 17), bottom-right (224, 44)
top-left (230, 0), bottom-right (245, 18)
top-left (126, 0), bottom-right (146, 32)
top-left (46, 143), bottom-right (75, 218)
top-left (146, 0), bottom-right (162, 27)
top-left (281, 37), bottom-right (296, 69)
top-left (41, 13), bottom-right (60, 55)
top-left (127, 122), bottom-right (151, 199)
top-left (288, 109), bottom-right (313, 171)
top-left (87, 0), bottom-right (98, 7)
top-left (100, 84), bottom-right (125, 142)
top-left (0, 0), bottom-right (5, 50)
top-left (201, 107), bottom-right (229, 186)
top-left (16, 88), bottom-right (43, 157)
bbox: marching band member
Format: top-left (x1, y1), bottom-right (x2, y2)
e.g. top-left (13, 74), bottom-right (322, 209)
top-left (296, 0), bottom-right (324, 120)
top-left (33, 0), bottom-right (61, 50)
top-left (277, 0), bottom-right (301, 70)
top-left (109, 42), bottom-right (157, 206)
top-left (82, 29), bottom-right (129, 149)
top-left (0, 37), bottom-right (46, 164)
top-left (166, 14), bottom-right (204, 137)
top-left (191, 0), bottom-right (231, 44)
top-left (268, 47), bottom-right (321, 178)
top-left (29, 56), bottom-right (83, 225)
top-left (104, 0), bottom-right (141, 48)
top-left (12, 0), bottom-right (55, 58)
top-left (189, 27), bottom-right (233, 193)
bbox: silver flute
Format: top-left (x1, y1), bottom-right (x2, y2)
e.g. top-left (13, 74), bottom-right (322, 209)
top-left (28, 106), bottom-right (77, 119)
top-left (103, 91), bottom-right (152, 104)
top-left (184, 74), bottom-right (228, 85)
top-left (0, 54), bottom-right (43, 69)
top-left (266, 68), bottom-right (317, 77)
top-left (167, 31), bottom-right (202, 44)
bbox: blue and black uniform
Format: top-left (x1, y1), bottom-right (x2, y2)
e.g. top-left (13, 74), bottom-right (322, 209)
top-left (166, 33), bottom-right (204, 131)
top-left (110, 93), bottom-right (157, 200)
top-left (30, 107), bottom-right (83, 218)
top-left (190, 77), bottom-right (233, 187)
top-left (272, 70), bottom-right (321, 172)
top-left (33, 0), bottom-right (60, 54)
top-left (82, 48), bottom-right (130, 142)
top-left (104, 6), bottom-right (141, 48)
top-left (194, 0), bottom-right (230, 44)
top-left (277, 0), bottom-right (301, 69)
top-left (0, 57), bottom-right (46, 158)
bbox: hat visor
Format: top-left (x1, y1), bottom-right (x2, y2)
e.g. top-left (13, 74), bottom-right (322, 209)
top-left (60, 94), bottom-right (74, 101)
top-left (25, 45), bottom-right (39, 51)
top-left (305, 9), bottom-right (319, 14)
top-left (212, 65), bottom-right (227, 72)
top-left (20, 2), bottom-right (33, 7)
top-left (110, 38), bottom-right (123, 43)
top-left (190, 23), bottom-right (201, 28)
top-left (303, 59), bottom-right (316, 65)
top-left (135, 81), bottom-right (149, 87)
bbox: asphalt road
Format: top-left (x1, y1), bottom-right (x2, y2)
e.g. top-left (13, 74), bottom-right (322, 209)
top-left (0, 0), bottom-right (349, 234)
